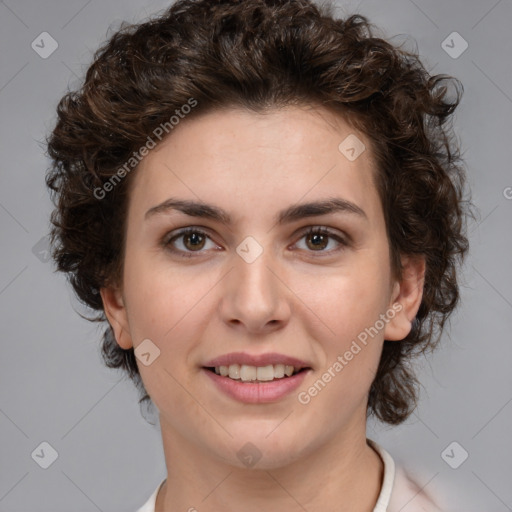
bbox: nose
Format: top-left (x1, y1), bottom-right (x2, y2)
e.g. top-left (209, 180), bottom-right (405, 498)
top-left (218, 248), bottom-right (291, 335)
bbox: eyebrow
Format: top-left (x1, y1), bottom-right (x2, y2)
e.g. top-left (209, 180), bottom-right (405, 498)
top-left (145, 197), bottom-right (367, 225)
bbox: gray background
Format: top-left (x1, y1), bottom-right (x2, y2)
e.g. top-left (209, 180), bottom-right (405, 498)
top-left (1, 0), bottom-right (511, 510)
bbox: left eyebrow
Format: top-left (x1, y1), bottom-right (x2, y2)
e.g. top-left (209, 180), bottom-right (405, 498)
top-left (276, 197), bottom-right (367, 224)
top-left (144, 197), bottom-right (368, 225)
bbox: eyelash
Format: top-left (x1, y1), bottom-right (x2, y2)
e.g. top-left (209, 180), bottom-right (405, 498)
top-left (162, 226), bottom-right (348, 258)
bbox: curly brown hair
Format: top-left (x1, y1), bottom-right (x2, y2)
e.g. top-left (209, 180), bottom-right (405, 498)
top-left (46, 0), bottom-right (470, 425)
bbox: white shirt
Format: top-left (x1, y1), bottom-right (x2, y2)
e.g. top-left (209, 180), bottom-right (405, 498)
top-left (136, 439), bottom-right (441, 511)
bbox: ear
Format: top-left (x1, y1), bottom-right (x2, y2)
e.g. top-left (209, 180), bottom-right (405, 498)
top-left (384, 255), bottom-right (426, 341)
top-left (100, 285), bottom-right (133, 349)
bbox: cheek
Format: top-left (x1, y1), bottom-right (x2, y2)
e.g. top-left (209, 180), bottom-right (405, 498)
top-left (122, 258), bottom-right (209, 409)
top-left (297, 273), bottom-right (388, 414)
top-left (293, 259), bottom-right (391, 409)
top-left (296, 259), bottom-right (391, 344)
top-left (122, 254), bottom-right (220, 393)
top-left (123, 250), bottom-right (201, 336)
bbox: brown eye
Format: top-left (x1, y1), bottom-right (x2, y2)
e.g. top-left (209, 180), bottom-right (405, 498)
top-left (296, 227), bottom-right (347, 254)
top-left (305, 230), bottom-right (329, 251)
top-left (164, 228), bottom-right (217, 256)
top-left (182, 231), bottom-right (206, 251)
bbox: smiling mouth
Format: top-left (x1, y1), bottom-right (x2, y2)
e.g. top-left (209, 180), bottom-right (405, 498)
top-left (204, 364), bottom-right (310, 383)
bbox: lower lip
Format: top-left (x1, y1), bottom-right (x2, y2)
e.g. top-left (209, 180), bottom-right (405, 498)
top-left (202, 368), bottom-right (310, 404)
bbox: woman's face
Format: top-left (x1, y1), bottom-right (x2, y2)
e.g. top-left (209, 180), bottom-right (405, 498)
top-left (102, 105), bottom-right (422, 469)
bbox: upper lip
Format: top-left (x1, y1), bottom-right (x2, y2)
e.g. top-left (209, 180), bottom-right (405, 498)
top-left (203, 352), bottom-right (312, 369)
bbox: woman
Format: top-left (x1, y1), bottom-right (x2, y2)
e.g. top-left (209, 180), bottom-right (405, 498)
top-left (45, 0), bottom-right (470, 510)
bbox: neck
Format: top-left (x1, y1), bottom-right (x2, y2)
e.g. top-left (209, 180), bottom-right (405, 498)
top-left (155, 419), bottom-right (384, 512)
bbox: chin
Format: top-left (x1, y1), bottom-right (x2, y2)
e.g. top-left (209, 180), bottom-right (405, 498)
top-left (209, 424), bottom-right (315, 470)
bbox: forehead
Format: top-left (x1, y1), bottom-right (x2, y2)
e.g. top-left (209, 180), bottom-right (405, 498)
top-left (128, 105), bottom-right (382, 227)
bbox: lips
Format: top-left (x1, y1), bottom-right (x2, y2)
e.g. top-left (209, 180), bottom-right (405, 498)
top-left (202, 352), bottom-right (312, 403)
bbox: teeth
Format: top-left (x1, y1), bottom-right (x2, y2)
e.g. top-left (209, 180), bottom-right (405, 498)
top-left (274, 364), bottom-right (285, 378)
top-left (256, 365), bottom-right (274, 381)
top-left (228, 364), bottom-right (240, 379)
top-left (240, 364), bottom-right (257, 381)
top-left (215, 363), bottom-right (302, 381)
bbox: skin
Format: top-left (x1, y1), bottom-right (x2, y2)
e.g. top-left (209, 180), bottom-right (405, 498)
top-left (101, 105), bottom-right (425, 511)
